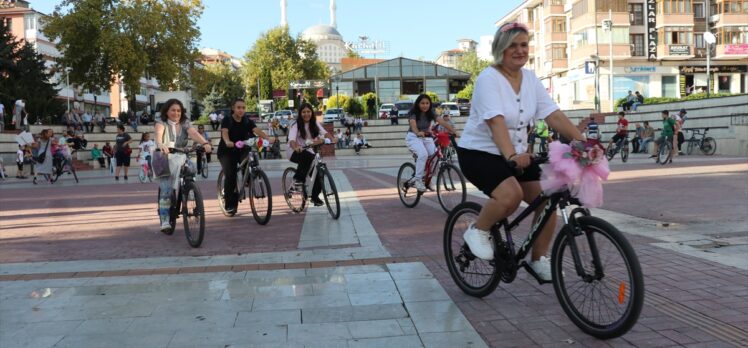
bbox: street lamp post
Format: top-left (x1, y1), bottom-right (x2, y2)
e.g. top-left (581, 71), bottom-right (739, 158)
top-left (602, 11), bottom-right (614, 112)
top-left (590, 54), bottom-right (601, 112)
top-left (66, 69), bottom-right (70, 113)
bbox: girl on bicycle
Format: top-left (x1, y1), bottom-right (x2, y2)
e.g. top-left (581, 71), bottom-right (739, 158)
top-left (138, 132), bottom-right (155, 174)
top-left (287, 102), bottom-right (336, 206)
top-left (405, 94), bottom-right (456, 192)
top-left (456, 22), bottom-right (584, 281)
top-left (217, 99), bottom-right (274, 215)
top-left (154, 99), bottom-right (212, 233)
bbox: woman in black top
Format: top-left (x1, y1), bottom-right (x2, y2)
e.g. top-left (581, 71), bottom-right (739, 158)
top-left (218, 99), bottom-right (274, 215)
top-left (114, 124), bottom-right (133, 180)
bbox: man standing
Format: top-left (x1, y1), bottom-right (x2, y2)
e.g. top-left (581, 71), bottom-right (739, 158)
top-left (674, 109), bottom-right (687, 155)
top-left (13, 99), bottom-right (25, 131)
top-left (607, 112), bottom-right (629, 150)
top-left (535, 119), bottom-right (549, 152)
top-left (652, 110), bottom-right (676, 162)
top-left (209, 111), bottom-right (218, 131)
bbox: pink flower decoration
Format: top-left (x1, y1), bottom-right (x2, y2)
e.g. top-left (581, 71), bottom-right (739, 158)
top-left (540, 140), bottom-right (610, 208)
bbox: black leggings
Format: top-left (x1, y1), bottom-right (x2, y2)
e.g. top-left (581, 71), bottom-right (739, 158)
top-left (290, 150), bottom-right (322, 201)
top-left (218, 149), bottom-right (247, 210)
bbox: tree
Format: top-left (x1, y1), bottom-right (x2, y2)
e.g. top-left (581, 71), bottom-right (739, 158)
top-left (346, 49), bottom-right (361, 59)
top-left (456, 82), bottom-right (474, 101)
top-left (361, 92), bottom-right (379, 118)
top-left (326, 95), bottom-right (349, 110)
top-left (345, 97), bottom-right (364, 116)
top-left (457, 51), bottom-right (491, 83)
top-left (258, 68), bottom-right (273, 100)
top-left (240, 27), bottom-right (329, 101)
top-left (425, 91), bottom-right (440, 104)
top-left (201, 87), bottom-right (222, 116)
top-left (43, 0), bottom-right (203, 108)
top-left (0, 23), bottom-right (63, 126)
top-left (191, 62), bottom-right (244, 107)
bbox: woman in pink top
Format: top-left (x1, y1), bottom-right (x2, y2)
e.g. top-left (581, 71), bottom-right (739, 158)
top-left (287, 103), bottom-right (336, 206)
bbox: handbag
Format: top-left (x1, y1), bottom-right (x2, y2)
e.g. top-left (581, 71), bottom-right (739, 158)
top-left (151, 151), bottom-right (170, 177)
top-left (34, 140), bottom-right (49, 164)
top-left (124, 145), bottom-right (132, 156)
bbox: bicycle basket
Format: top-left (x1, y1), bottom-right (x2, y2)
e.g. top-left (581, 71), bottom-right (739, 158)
top-left (435, 132), bottom-right (451, 148)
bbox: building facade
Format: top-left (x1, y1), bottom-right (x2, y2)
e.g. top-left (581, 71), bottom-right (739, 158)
top-left (200, 48), bottom-right (242, 70)
top-left (495, 0), bottom-right (748, 111)
top-left (436, 39), bottom-right (478, 68)
top-left (331, 57), bottom-right (470, 103)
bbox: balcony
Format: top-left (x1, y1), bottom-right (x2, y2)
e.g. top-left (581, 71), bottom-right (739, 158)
top-left (571, 12), bottom-right (630, 31)
top-left (569, 43), bottom-right (633, 66)
top-left (715, 43), bottom-right (748, 59)
top-left (655, 13), bottom-right (694, 26)
top-left (544, 32), bottom-right (568, 43)
top-left (544, 5), bottom-right (565, 16)
top-left (657, 44), bottom-right (694, 60)
top-left (712, 13), bottom-right (748, 27)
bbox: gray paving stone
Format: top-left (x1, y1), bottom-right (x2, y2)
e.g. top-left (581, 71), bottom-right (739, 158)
top-left (405, 300), bottom-right (474, 333)
top-left (0, 319), bottom-right (83, 339)
top-left (348, 335), bottom-right (424, 348)
top-left (252, 293), bottom-right (351, 311)
top-left (347, 319), bottom-right (404, 338)
top-left (166, 325), bottom-right (287, 346)
top-left (234, 309), bottom-right (301, 326)
top-left (53, 331), bottom-right (176, 348)
top-left (387, 263), bottom-right (434, 280)
top-left (300, 340), bottom-right (348, 348)
top-left (72, 317), bottom-right (134, 334)
top-left (125, 312), bottom-right (236, 333)
top-left (287, 322), bottom-right (351, 343)
top-left (0, 334), bottom-right (64, 348)
top-left (348, 290), bottom-right (402, 306)
top-left (394, 278), bottom-right (451, 302)
top-left (304, 265), bottom-right (387, 277)
top-left (420, 330), bottom-right (488, 348)
top-left (301, 304), bottom-right (409, 323)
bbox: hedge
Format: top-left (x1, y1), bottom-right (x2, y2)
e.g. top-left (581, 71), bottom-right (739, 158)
top-left (614, 92), bottom-right (739, 111)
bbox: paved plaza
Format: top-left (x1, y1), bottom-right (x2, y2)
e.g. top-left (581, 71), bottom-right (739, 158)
top-left (1, 154), bottom-right (747, 347)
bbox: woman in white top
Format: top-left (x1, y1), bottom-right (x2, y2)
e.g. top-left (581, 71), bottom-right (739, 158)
top-left (456, 22), bottom-right (584, 280)
top-left (287, 103), bottom-right (336, 206)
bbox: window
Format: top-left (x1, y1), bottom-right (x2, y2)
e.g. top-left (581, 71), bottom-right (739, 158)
top-left (552, 18), bottom-right (566, 32)
top-left (527, 8), bottom-right (535, 22)
top-left (572, 0), bottom-right (589, 18)
top-left (24, 15), bottom-right (36, 30)
top-left (630, 34), bottom-right (645, 56)
top-left (694, 33), bottom-right (704, 48)
top-left (718, 26), bottom-right (748, 44)
top-left (693, 2), bottom-right (705, 18)
top-left (662, 76), bottom-right (678, 98)
top-left (660, 26), bottom-right (693, 44)
top-left (546, 0), bottom-right (564, 5)
top-left (629, 3), bottom-right (644, 25)
top-left (596, 0), bottom-right (628, 12)
top-left (661, 0), bottom-right (693, 14)
top-left (552, 44), bottom-right (567, 59)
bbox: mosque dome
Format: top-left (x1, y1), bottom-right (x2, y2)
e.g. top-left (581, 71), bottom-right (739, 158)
top-left (301, 25), bottom-right (343, 41)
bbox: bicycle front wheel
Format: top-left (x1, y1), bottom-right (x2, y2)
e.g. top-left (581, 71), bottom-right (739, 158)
top-left (605, 143), bottom-right (616, 161)
top-left (249, 169), bottom-right (272, 225)
top-left (182, 182), bottom-right (205, 248)
top-left (657, 142), bottom-right (672, 165)
top-left (320, 168), bottom-right (340, 219)
top-left (686, 139), bottom-right (696, 155)
top-left (701, 137), bottom-right (716, 155)
top-left (138, 166), bottom-right (148, 183)
top-left (216, 170), bottom-right (235, 217)
top-left (551, 216), bottom-right (644, 339)
top-left (282, 167), bottom-right (306, 213)
top-left (620, 143), bottom-right (629, 163)
top-left (200, 157), bottom-right (209, 178)
top-left (444, 202), bottom-right (502, 298)
top-left (397, 162), bottom-right (421, 208)
top-left (436, 163), bottom-right (467, 213)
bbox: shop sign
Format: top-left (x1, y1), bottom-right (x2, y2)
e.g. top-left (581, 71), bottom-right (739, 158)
top-left (624, 66), bottom-right (656, 73)
top-left (646, 0), bottom-right (657, 61)
top-left (679, 65), bottom-right (748, 74)
top-left (669, 45), bottom-right (690, 56)
top-left (725, 44), bottom-right (748, 55)
top-left (289, 80), bottom-right (327, 89)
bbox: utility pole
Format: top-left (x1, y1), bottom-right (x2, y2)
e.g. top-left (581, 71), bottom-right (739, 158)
top-left (602, 11), bottom-right (614, 112)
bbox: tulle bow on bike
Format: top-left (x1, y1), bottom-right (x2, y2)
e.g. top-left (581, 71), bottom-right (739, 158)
top-left (540, 141), bottom-right (609, 208)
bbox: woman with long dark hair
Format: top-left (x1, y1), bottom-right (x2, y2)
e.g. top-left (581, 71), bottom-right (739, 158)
top-left (154, 99), bottom-right (212, 233)
top-left (405, 94), bottom-right (456, 192)
top-left (286, 103), bottom-right (336, 206)
top-left (217, 98), bottom-right (273, 215)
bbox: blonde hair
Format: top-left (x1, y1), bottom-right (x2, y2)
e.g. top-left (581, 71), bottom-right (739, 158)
top-left (491, 24), bottom-right (530, 65)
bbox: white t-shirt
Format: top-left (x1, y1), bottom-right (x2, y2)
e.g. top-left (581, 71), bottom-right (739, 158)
top-left (209, 113), bottom-right (217, 121)
top-left (458, 67), bottom-right (559, 156)
top-left (0, 103), bottom-right (5, 114)
top-left (14, 100), bottom-right (24, 115)
top-left (286, 121), bottom-right (327, 159)
top-left (139, 139), bottom-right (156, 156)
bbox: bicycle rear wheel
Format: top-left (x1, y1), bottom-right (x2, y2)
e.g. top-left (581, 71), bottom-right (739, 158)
top-left (551, 216), bottom-right (644, 339)
top-left (605, 143), bottom-right (616, 161)
top-left (620, 142), bottom-right (629, 163)
top-left (444, 202), bottom-right (502, 298)
top-left (701, 137), bottom-right (716, 155)
top-left (686, 139), bottom-right (696, 155)
top-left (436, 163), bottom-right (467, 213)
top-left (216, 170), bottom-right (236, 217)
top-left (657, 142), bottom-right (672, 165)
top-left (282, 167), bottom-right (306, 213)
top-left (249, 169), bottom-right (272, 225)
top-left (138, 166), bottom-right (148, 183)
top-left (200, 157), bottom-right (209, 178)
top-left (397, 162), bottom-right (421, 208)
top-left (181, 181), bottom-right (205, 248)
top-left (320, 167), bottom-right (340, 219)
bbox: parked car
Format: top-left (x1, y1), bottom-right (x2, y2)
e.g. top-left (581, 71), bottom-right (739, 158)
top-left (394, 101), bottom-right (413, 118)
top-left (323, 108), bottom-right (344, 123)
top-left (440, 102), bottom-right (460, 117)
top-left (274, 110), bottom-right (293, 120)
top-left (379, 103), bottom-right (396, 118)
top-left (456, 98), bottom-right (471, 115)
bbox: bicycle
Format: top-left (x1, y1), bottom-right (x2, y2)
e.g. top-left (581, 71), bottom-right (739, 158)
top-left (156, 145), bottom-right (206, 248)
top-left (216, 138), bottom-right (272, 225)
top-left (605, 137), bottom-right (629, 163)
top-left (199, 153), bottom-right (209, 178)
top-left (655, 136), bottom-right (674, 165)
top-left (138, 155), bottom-right (153, 183)
top-left (685, 128), bottom-right (716, 156)
top-left (397, 132), bottom-right (466, 213)
top-left (281, 144), bottom-right (340, 219)
top-left (34, 151), bottom-right (79, 184)
top-left (444, 154), bottom-right (644, 339)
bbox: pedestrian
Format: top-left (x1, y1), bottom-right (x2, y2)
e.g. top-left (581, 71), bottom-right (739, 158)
top-left (344, 128), bottom-right (351, 148)
top-left (12, 99), bottom-right (25, 130)
top-left (607, 112), bottom-right (628, 150)
top-left (674, 109), bottom-right (687, 155)
top-left (353, 131), bottom-right (372, 155)
top-left (535, 119), bottom-right (549, 152)
top-left (405, 94), bottom-right (457, 192)
top-left (389, 106), bottom-right (398, 125)
top-left (621, 90), bottom-right (635, 112)
top-left (72, 111), bottom-right (83, 131)
top-left (456, 22), bottom-right (586, 280)
top-left (0, 102), bottom-right (5, 133)
top-left (114, 124), bottom-right (133, 180)
top-left (639, 121), bottom-right (655, 153)
top-left (82, 110), bottom-right (93, 133)
top-left (16, 145), bottom-right (25, 178)
top-left (209, 111), bottom-right (218, 131)
top-left (128, 110), bottom-right (138, 132)
top-left (154, 99), bottom-right (212, 232)
top-left (32, 129), bottom-right (54, 181)
top-left (631, 122), bottom-right (644, 153)
top-left (137, 132), bottom-right (155, 172)
top-left (91, 143), bottom-right (105, 168)
top-left (335, 129), bottom-right (344, 149)
top-left (197, 124), bottom-right (211, 164)
top-left (217, 99), bottom-right (273, 215)
top-left (651, 110), bottom-right (677, 162)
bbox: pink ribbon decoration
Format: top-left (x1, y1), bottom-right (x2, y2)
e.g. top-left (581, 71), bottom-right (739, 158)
top-left (540, 141), bottom-right (609, 208)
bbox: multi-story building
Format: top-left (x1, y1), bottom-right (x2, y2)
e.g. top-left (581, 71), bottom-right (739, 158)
top-left (495, 0), bottom-right (748, 111)
top-left (1, 0), bottom-right (160, 118)
top-left (200, 48), bottom-right (242, 70)
top-left (436, 39), bottom-right (478, 68)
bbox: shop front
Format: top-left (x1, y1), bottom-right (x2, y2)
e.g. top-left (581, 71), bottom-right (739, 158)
top-left (679, 65), bottom-right (748, 95)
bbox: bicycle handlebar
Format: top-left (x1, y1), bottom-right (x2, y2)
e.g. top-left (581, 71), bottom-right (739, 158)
top-left (506, 152), bottom-right (549, 168)
top-left (166, 144), bottom-right (205, 154)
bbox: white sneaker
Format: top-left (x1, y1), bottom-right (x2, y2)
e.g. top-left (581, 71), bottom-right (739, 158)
top-left (414, 179), bottom-right (426, 192)
top-left (463, 224), bottom-right (494, 260)
top-left (529, 256), bottom-right (552, 281)
top-left (160, 221), bottom-right (172, 232)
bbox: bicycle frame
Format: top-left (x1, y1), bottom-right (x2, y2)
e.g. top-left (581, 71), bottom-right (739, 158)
top-left (304, 152), bottom-right (324, 199)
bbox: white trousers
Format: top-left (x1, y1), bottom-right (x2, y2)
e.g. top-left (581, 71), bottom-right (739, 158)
top-left (405, 132), bottom-right (435, 179)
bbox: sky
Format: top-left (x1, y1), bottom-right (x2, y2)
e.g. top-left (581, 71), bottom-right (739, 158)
top-left (29, 0), bottom-right (522, 61)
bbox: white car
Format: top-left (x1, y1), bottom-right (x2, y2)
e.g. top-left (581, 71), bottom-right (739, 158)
top-left (323, 108), bottom-right (344, 123)
top-left (440, 102), bottom-right (460, 117)
top-left (379, 103), bottom-right (396, 118)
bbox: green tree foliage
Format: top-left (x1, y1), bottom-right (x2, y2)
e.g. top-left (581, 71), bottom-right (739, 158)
top-left (43, 0), bottom-right (203, 105)
top-left (191, 62), bottom-right (244, 107)
top-left (456, 82), bottom-right (474, 101)
top-left (258, 68), bottom-right (274, 100)
top-left (457, 51), bottom-right (491, 83)
top-left (424, 91), bottom-right (440, 104)
top-left (345, 97), bottom-right (364, 116)
top-left (0, 23), bottom-right (64, 126)
top-left (240, 27), bottom-right (329, 101)
top-left (201, 87), bottom-right (222, 116)
top-left (361, 92), bottom-right (379, 118)
top-left (326, 95), bottom-right (349, 110)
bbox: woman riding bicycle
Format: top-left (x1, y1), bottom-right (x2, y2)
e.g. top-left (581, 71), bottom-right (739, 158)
top-left (456, 22), bottom-right (584, 281)
top-left (154, 99), bottom-right (212, 233)
top-left (405, 94), bottom-right (456, 192)
top-left (287, 103), bottom-right (336, 207)
top-left (218, 99), bottom-right (274, 215)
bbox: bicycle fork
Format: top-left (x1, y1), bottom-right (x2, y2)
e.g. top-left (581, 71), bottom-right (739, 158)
top-left (560, 205), bottom-right (605, 282)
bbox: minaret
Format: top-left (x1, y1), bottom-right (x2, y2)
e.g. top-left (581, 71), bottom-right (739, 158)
top-left (280, 0), bottom-right (287, 27)
top-left (330, 0), bottom-right (337, 28)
